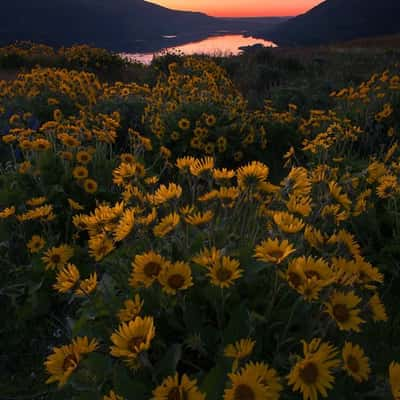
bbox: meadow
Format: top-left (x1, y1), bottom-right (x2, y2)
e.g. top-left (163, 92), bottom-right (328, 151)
top-left (1, 41), bottom-right (400, 400)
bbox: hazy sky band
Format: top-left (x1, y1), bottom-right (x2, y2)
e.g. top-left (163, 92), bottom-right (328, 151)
top-left (147, 0), bottom-right (323, 17)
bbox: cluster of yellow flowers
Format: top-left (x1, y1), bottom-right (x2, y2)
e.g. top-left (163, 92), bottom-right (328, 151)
top-left (299, 109), bottom-right (364, 154)
top-left (59, 44), bottom-right (126, 70)
top-left (142, 58), bottom-right (271, 162)
top-left (0, 67), bottom-right (103, 107)
top-left (1, 57), bottom-right (400, 400)
top-left (2, 108), bottom-right (122, 196)
top-left (331, 70), bottom-right (400, 102)
top-left (0, 66), bottom-right (149, 116)
top-left (0, 41), bottom-right (124, 71)
top-left (0, 41), bottom-right (56, 63)
top-left (4, 154), bottom-right (393, 398)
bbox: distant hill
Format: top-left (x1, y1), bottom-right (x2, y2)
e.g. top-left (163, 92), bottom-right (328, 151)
top-left (0, 0), bottom-right (285, 52)
top-left (0, 0), bottom-right (220, 51)
top-left (264, 0), bottom-right (400, 46)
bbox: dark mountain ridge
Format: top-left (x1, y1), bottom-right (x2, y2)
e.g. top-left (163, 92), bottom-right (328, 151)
top-left (265, 0), bottom-right (400, 46)
top-left (0, 0), bottom-right (283, 51)
top-left (1, 0), bottom-right (219, 50)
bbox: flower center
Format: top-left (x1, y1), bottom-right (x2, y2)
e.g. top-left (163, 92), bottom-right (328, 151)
top-left (333, 303), bottom-right (350, 322)
top-left (269, 250), bottom-right (284, 260)
top-left (288, 272), bottom-right (303, 288)
top-left (50, 254), bottom-right (61, 264)
top-left (234, 384), bottom-right (255, 400)
top-left (216, 267), bottom-right (233, 282)
top-left (358, 271), bottom-right (368, 282)
top-left (347, 355), bottom-right (360, 373)
top-left (243, 175), bottom-right (260, 187)
top-left (167, 387), bottom-right (188, 400)
top-left (168, 274), bottom-right (185, 289)
top-left (305, 270), bottom-right (320, 280)
top-left (62, 354), bottom-right (78, 371)
top-left (384, 185), bottom-right (394, 195)
top-left (129, 335), bottom-right (145, 352)
top-left (144, 262), bottom-right (161, 278)
top-left (303, 287), bottom-right (314, 298)
top-left (77, 221), bottom-right (86, 229)
top-left (299, 361), bottom-right (318, 384)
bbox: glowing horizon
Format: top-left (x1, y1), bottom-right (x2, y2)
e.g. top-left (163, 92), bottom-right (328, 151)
top-left (147, 0), bottom-right (324, 17)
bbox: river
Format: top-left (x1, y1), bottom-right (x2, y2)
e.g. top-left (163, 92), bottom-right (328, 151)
top-left (121, 34), bottom-right (277, 64)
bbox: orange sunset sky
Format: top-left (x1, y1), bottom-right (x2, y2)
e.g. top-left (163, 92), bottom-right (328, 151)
top-left (147, 0), bottom-right (324, 17)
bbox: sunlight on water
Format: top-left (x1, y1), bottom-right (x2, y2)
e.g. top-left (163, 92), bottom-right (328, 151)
top-left (122, 34), bottom-right (277, 64)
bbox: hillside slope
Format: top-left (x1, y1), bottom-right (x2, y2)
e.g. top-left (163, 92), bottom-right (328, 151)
top-left (0, 0), bottom-right (218, 50)
top-left (265, 0), bottom-right (400, 46)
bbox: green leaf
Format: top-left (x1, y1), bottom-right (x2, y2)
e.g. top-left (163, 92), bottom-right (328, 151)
top-left (81, 353), bottom-right (112, 383)
top-left (154, 343), bottom-right (182, 379)
top-left (70, 353), bottom-right (111, 391)
top-left (113, 364), bottom-right (148, 400)
top-left (75, 392), bottom-right (100, 400)
top-left (183, 302), bottom-right (203, 333)
top-left (71, 313), bottom-right (90, 337)
top-left (245, 259), bottom-right (269, 276)
top-left (223, 304), bottom-right (250, 345)
top-left (200, 360), bottom-right (230, 400)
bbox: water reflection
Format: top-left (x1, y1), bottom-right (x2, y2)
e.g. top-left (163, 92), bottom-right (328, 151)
top-left (122, 34), bottom-right (277, 64)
